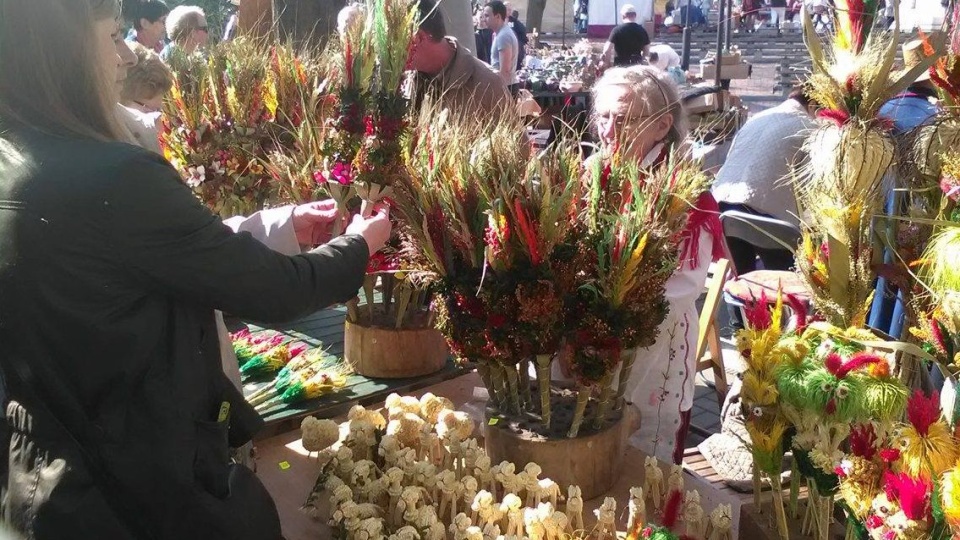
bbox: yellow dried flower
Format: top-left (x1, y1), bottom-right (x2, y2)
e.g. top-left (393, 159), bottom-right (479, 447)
top-left (899, 421), bottom-right (959, 479)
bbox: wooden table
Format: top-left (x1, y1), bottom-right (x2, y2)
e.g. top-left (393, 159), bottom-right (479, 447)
top-left (254, 371), bottom-right (767, 539)
top-left (236, 306), bottom-right (467, 440)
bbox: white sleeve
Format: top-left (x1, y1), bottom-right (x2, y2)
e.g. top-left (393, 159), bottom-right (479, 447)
top-left (664, 232), bottom-right (714, 306)
top-left (222, 205), bottom-right (301, 256)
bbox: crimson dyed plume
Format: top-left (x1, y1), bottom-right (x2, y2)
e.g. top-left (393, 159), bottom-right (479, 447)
top-left (661, 490), bottom-right (683, 529)
top-left (906, 389), bottom-right (941, 437)
top-left (744, 291), bottom-right (772, 330)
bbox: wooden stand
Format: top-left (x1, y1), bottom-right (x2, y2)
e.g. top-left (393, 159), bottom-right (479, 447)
top-left (343, 313), bottom-right (448, 379)
top-left (484, 388), bottom-right (634, 500)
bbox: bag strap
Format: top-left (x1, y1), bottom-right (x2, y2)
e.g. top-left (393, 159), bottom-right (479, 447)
top-left (2, 348), bottom-right (159, 540)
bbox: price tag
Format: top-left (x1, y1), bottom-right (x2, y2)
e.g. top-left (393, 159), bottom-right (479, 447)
top-left (279, 461), bottom-right (291, 470)
top-left (488, 418), bottom-right (499, 426)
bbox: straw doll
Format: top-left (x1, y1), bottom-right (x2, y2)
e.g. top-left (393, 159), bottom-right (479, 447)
top-left (643, 456), bottom-right (664, 511)
top-left (593, 497), bottom-right (617, 540)
top-left (565, 485), bottom-right (584, 532)
top-left (627, 486), bottom-right (645, 533)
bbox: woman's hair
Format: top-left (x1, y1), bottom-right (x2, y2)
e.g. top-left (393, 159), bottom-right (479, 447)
top-left (0, 0), bottom-right (126, 141)
top-left (124, 0), bottom-right (170, 30)
top-left (166, 5), bottom-right (205, 44)
top-left (592, 65), bottom-right (688, 148)
top-left (121, 43), bottom-right (174, 105)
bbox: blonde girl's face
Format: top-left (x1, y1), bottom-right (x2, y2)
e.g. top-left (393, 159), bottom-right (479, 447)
top-left (96, 17), bottom-right (137, 95)
top-left (593, 83), bottom-right (673, 160)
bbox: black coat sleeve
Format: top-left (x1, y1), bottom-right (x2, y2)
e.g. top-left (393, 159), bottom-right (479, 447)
top-left (104, 152), bottom-right (369, 323)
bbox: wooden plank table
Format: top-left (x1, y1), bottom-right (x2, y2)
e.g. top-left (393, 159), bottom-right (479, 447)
top-left (234, 305), bottom-right (468, 440)
top-left (254, 371), bottom-right (762, 539)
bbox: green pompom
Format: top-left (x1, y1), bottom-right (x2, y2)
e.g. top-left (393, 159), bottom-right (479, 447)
top-left (776, 361), bottom-right (815, 409)
top-left (861, 377), bottom-right (908, 422)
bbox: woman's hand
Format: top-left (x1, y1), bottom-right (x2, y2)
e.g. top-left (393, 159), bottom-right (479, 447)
top-left (345, 203), bottom-right (392, 254)
top-left (292, 200), bottom-right (345, 246)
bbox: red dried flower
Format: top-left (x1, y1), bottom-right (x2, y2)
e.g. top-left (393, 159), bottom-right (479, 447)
top-left (883, 471), bottom-right (932, 521)
top-left (661, 489), bottom-right (683, 529)
top-left (906, 389), bottom-right (941, 437)
top-left (743, 291), bottom-right (772, 330)
top-left (849, 424), bottom-right (878, 460)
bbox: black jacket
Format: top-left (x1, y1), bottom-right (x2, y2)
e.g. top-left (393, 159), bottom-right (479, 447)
top-left (0, 126), bottom-right (369, 539)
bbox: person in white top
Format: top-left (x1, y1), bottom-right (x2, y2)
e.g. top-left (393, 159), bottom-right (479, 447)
top-left (557, 66), bottom-right (724, 464)
top-left (712, 87), bottom-right (817, 275)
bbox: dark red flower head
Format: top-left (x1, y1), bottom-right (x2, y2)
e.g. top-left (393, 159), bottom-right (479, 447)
top-left (906, 389), bottom-right (941, 437)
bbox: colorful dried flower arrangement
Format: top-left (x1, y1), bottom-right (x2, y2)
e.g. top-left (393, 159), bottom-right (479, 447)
top-left (161, 38), bottom-right (320, 217)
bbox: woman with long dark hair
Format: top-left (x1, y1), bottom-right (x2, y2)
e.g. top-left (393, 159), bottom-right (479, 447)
top-left (0, 1), bottom-right (390, 538)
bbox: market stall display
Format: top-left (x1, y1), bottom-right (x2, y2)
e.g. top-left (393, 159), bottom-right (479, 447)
top-left (299, 394), bottom-right (722, 540)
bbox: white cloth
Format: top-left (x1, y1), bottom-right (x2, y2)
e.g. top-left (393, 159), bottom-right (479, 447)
top-left (711, 98), bottom-right (815, 226)
top-left (649, 44), bottom-right (681, 71)
top-left (117, 104), bottom-right (162, 155)
top-left (625, 233), bottom-right (713, 463)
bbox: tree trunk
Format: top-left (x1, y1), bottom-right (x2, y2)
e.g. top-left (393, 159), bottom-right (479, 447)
top-left (273, 0), bottom-right (344, 46)
top-left (239, 0), bottom-right (274, 39)
top-left (526, 0), bottom-right (548, 33)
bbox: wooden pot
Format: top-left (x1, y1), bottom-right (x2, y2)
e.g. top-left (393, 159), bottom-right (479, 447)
top-left (343, 317), bottom-right (448, 379)
top-left (484, 398), bottom-right (635, 500)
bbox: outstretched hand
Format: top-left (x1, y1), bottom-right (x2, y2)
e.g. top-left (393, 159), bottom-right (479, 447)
top-left (345, 203), bottom-right (392, 254)
top-left (292, 200), bottom-right (346, 246)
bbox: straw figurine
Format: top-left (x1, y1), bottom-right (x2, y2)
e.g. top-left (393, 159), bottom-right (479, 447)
top-left (627, 486), bottom-right (645, 533)
top-left (379, 435), bottom-right (401, 468)
top-left (593, 497), bottom-right (617, 540)
top-left (501, 494), bottom-right (525, 537)
top-left (565, 485), bottom-right (584, 532)
top-left (546, 509), bottom-right (568, 540)
top-left (708, 504), bottom-right (732, 540)
top-left (461, 476), bottom-right (479, 513)
top-left (390, 525), bottom-right (420, 540)
top-left (665, 464), bottom-right (684, 507)
top-left (535, 479), bottom-right (560, 508)
top-left (471, 490), bottom-right (494, 526)
top-left (522, 463), bottom-right (542, 507)
top-left (523, 506), bottom-right (547, 540)
top-left (643, 457), bottom-right (664, 511)
top-left (356, 517), bottom-right (385, 540)
top-left (451, 513), bottom-right (474, 540)
top-left (437, 469), bottom-right (459, 522)
top-left (336, 446), bottom-right (356, 479)
top-left (682, 490), bottom-right (705, 538)
top-left (474, 454), bottom-right (495, 498)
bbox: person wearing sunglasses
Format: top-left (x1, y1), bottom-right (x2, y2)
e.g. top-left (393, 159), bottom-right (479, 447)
top-left (160, 5), bottom-right (209, 61)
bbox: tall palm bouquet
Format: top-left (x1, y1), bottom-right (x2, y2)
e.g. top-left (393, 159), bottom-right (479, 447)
top-left (352, 0), bottom-right (419, 217)
top-left (393, 105), bottom-right (494, 368)
top-left (562, 148), bottom-right (712, 438)
top-left (796, 0), bottom-right (941, 328)
top-left (913, 7), bottom-right (960, 223)
top-left (478, 120), bottom-right (580, 422)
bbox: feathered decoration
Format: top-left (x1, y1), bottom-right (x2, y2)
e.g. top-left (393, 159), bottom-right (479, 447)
top-left (883, 471), bottom-right (933, 522)
top-left (899, 390), bottom-right (958, 479)
top-left (941, 466), bottom-right (960, 526)
top-left (833, 0), bottom-right (878, 54)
